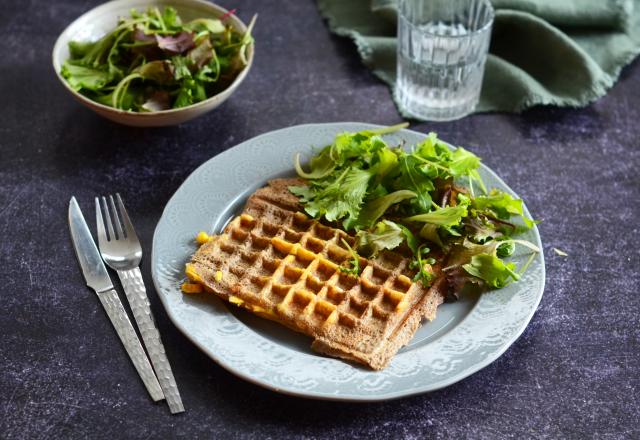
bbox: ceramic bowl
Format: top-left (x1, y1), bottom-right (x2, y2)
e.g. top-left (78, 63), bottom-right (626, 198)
top-left (52, 0), bottom-right (254, 127)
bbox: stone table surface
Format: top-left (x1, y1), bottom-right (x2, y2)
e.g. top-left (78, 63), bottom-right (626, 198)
top-left (1, 0), bottom-right (639, 439)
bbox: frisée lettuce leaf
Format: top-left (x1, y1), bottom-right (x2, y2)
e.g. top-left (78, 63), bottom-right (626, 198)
top-left (289, 125), bottom-right (540, 298)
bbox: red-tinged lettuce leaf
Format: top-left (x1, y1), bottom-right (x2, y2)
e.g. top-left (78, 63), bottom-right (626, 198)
top-left (133, 27), bottom-right (156, 44)
top-left (142, 90), bottom-right (170, 111)
top-left (445, 266), bottom-right (483, 301)
top-left (472, 189), bottom-right (536, 228)
top-left (61, 6), bottom-right (251, 113)
top-left (135, 60), bottom-right (175, 84)
top-left (442, 239), bottom-right (500, 300)
top-left (130, 28), bottom-right (164, 60)
top-left (445, 239), bottom-right (498, 269)
top-left (187, 38), bottom-right (213, 70)
top-left (464, 216), bottom-right (504, 243)
top-left (156, 31), bottom-right (195, 54)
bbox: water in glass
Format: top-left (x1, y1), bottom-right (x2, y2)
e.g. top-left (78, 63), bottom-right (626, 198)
top-left (395, 0), bottom-right (494, 121)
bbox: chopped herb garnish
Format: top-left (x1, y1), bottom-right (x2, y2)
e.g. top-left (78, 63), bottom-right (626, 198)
top-left (409, 245), bottom-right (435, 285)
top-left (339, 238), bottom-right (361, 277)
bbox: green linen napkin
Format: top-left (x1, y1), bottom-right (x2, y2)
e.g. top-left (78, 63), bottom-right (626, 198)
top-left (318, 0), bottom-right (640, 114)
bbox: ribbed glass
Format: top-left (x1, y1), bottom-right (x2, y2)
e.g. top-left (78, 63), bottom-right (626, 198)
top-left (395, 0), bottom-right (494, 121)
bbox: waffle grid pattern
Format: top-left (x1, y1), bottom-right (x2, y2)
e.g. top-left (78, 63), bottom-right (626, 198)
top-left (191, 211), bottom-right (422, 335)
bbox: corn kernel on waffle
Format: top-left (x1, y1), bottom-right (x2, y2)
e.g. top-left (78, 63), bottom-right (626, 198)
top-left (185, 179), bottom-right (446, 370)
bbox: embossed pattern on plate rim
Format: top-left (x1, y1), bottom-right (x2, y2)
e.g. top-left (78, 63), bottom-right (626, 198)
top-left (151, 122), bottom-right (546, 401)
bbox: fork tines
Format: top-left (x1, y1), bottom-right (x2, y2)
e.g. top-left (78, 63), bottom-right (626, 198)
top-left (96, 194), bottom-right (139, 244)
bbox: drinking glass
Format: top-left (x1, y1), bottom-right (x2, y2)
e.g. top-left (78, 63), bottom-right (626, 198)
top-left (395, 0), bottom-right (494, 121)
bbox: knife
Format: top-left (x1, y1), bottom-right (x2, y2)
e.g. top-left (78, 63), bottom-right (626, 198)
top-left (68, 197), bottom-right (164, 402)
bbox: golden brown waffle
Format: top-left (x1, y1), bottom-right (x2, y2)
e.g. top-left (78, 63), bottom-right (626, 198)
top-left (185, 179), bottom-right (445, 370)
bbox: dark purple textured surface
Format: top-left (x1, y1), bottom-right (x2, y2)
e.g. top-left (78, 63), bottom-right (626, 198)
top-left (1, 0), bottom-right (639, 439)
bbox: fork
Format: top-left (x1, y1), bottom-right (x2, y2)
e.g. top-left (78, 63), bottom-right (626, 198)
top-left (96, 194), bottom-right (184, 414)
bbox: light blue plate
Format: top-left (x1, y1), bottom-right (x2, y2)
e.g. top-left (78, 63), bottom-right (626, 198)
top-left (151, 123), bottom-right (545, 401)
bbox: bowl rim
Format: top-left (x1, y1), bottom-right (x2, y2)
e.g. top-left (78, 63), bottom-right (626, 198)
top-left (51, 0), bottom-right (254, 117)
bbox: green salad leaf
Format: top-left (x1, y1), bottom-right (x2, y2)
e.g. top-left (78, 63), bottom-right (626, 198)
top-left (393, 154), bottom-right (435, 212)
top-left (355, 220), bottom-right (406, 257)
top-left (406, 205), bottom-right (468, 227)
top-left (346, 190), bottom-right (416, 230)
top-left (294, 149), bottom-right (336, 179)
top-left (288, 125), bottom-right (540, 299)
top-left (297, 167), bottom-right (372, 223)
top-left (339, 239), bottom-right (362, 277)
top-left (472, 189), bottom-right (536, 228)
top-left (61, 7), bottom-right (256, 111)
top-left (463, 254), bottom-right (519, 288)
top-left (60, 64), bottom-right (111, 91)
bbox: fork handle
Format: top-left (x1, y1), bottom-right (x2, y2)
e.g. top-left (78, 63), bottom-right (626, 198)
top-left (96, 289), bottom-right (164, 402)
top-left (117, 268), bottom-right (185, 414)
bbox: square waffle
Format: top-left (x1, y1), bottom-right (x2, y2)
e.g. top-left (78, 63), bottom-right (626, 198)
top-left (184, 179), bottom-right (446, 370)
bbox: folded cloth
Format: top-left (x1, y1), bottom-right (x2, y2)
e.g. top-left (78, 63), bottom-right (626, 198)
top-left (318, 0), bottom-right (640, 115)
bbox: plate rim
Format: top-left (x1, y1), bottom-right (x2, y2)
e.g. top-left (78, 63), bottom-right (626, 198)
top-left (151, 122), bottom-right (546, 402)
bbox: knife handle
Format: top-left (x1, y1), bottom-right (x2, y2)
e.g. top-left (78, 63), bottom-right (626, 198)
top-left (118, 268), bottom-right (185, 414)
top-left (97, 288), bottom-right (164, 402)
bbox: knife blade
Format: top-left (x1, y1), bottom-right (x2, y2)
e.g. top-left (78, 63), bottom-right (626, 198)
top-left (68, 197), bottom-right (164, 402)
top-left (69, 197), bottom-right (114, 294)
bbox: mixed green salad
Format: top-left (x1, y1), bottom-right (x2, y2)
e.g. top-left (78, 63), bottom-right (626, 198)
top-left (290, 124), bottom-right (539, 298)
top-left (61, 7), bottom-right (255, 111)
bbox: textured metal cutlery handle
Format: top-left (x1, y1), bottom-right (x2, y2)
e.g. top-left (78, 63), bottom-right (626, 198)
top-left (117, 268), bottom-right (184, 414)
top-left (96, 289), bottom-right (164, 402)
